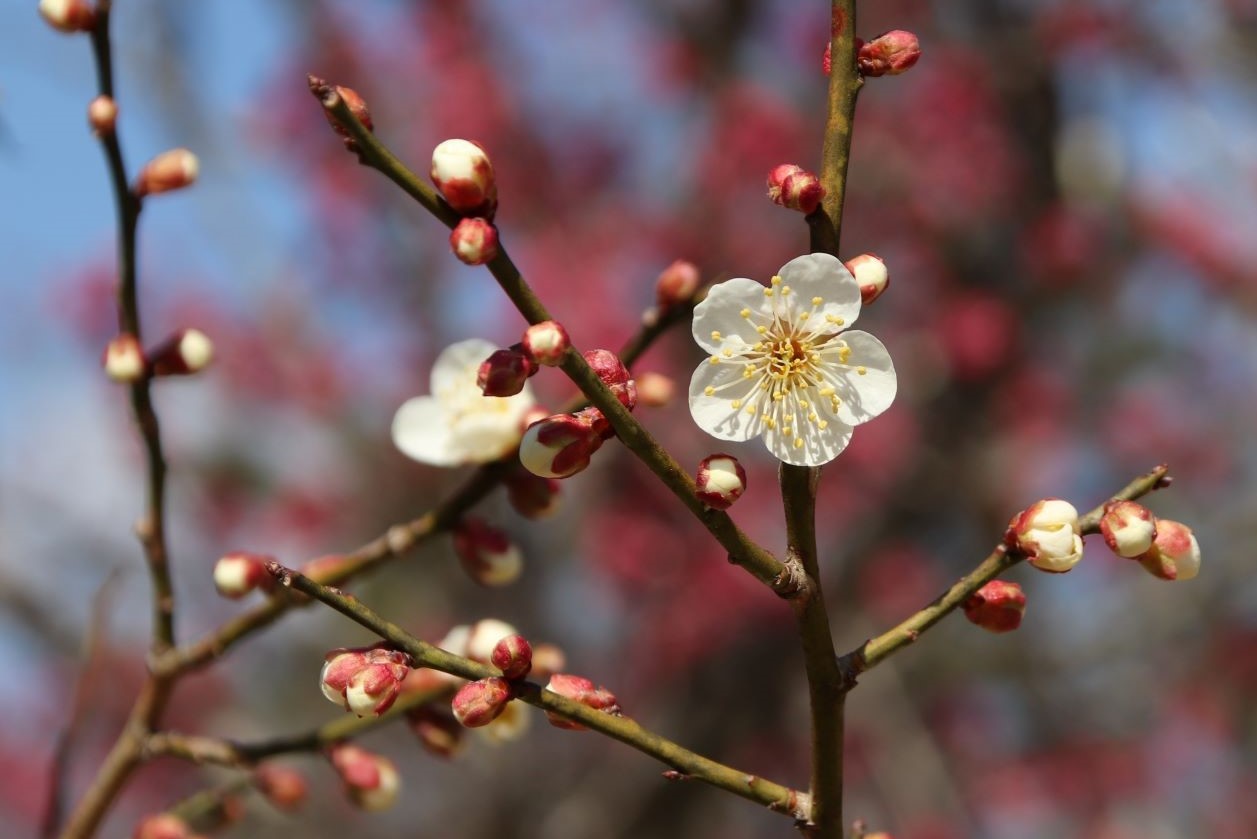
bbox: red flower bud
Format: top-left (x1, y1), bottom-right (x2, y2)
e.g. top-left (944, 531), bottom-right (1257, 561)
top-left (148, 328), bottom-right (213, 377)
top-left (505, 468), bottom-right (562, 519)
top-left (963, 580), bottom-right (1026, 633)
top-left (519, 412), bottom-right (605, 479)
top-left (544, 673), bottom-right (622, 731)
top-left (522, 320), bottom-right (570, 366)
top-left (767, 164), bottom-right (824, 214)
top-left (477, 346), bottom-right (535, 397)
top-left (584, 349), bottom-right (636, 410)
top-left (103, 334), bottom-right (146, 383)
top-left (133, 814), bottom-right (192, 839)
top-left (1136, 519), bottom-right (1200, 581)
top-left (452, 677), bottom-right (513, 727)
top-left (655, 259), bottom-right (701, 308)
top-left (39, 0), bottom-right (96, 33)
top-left (213, 551), bottom-right (274, 599)
top-left (858, 30), bottom-right (921, 77)
top-left (491, 634), bottom-right (533, 680)
top-left (695, 454), bottom-right (747, 510)
top-left (1100, 500), bottom-right (1157, 559)
top-left (135, 148), bottom-right (199, 197)
top-left (450, 217), bottom-right (499, 265)
top-left (322, 85), bottom-right (373, 147)
top-left (328, 744), bottom-right (399, 811)
top-left (452, 518), bottom-right (524, 586)
top-left (431, 139), bottom-right (497, 215)
top-left (844, 253), bottom-right (889, 306)
top-left (320, 646), bottom-right (409, 716)
top-left (253, 764), bottom-right (307, 811)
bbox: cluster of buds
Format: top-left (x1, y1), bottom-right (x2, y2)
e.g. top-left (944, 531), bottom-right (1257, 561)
top-left (963, 580), bottom-right (1027, 633)
top-left (844, 253), bottom-right (890, 306)
top-left (695, 454), bottom-right (747, 510)
top-left (133, 814), bottom-right (202, 839)
top-left (320, 645), bottom-right (410, 717)
top-left (328, 744), bottom-right (399, 810)
top-left (431, 139), bottom-right (499, 264)
top-left (452, 518), bottom-right (523, 586)
top-left (102, 329), bottom-right (214, 384)
top-left (504, 467), bottom-right (562, 519)
top-left (135, 148), bottom-right (199, 197)
top-left (544, 673), bottom-right (622, 731)
top-left (1006, 498), bottom-right (1084, 573)
top-left (519, 349), bottom-right (636, 480)
top-left (39, 0), bottom-right (96, 33)
top-left (252, 764), bottom-right (308, 812)
top-left (212, 551), bottom-right (275, 599)
top-left (767, 164), bottom-right (824, 215)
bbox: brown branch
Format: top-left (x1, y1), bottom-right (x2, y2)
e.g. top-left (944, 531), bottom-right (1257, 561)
top-left (268, 563), bottom-right (810, 819)
top-left (841, 464), bottom-right (1173, 677)
top-left (815, 0), bottom-right (862, 258)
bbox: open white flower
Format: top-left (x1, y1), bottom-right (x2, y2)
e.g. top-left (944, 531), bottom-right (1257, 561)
top-left (392, 339), bottom-right (536, 466)
top-left (688, 253), bottom-right (897, 466)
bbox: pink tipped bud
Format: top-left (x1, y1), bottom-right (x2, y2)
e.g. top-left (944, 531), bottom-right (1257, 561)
top-left (406, 706), bottom-right (465, 758)
top-left (655, 259), bottom-right (701, 308)
top-left (858, 30), bottom-right (921, 77)
top-left (452, 519), bottom-right (524, 587)
top-left (963, 580), bottom-right (1026, 633)
top-left (322, 85), bottom-right (373, 148)
top-left (476, 346), bottom-right (534, 397)
top-left (845, 253), bottom-right (890, 306)
top-left (329, 745), bottom-right (399, 811)
top-left (530, 643), bottom-right (567, 682)
top-left (1006, 498), bottom-right (1083, 573)
top-left (39, 0), bottom-right (96, 33)
top-left (450, 217), bottom-right (499, 265)
top-left (1100, 500), bottom-right (1157, 559)
top-left (505, 468), bottom-right (562, 519)
top-left (584, 349), bottom-right (636, 410)
top-left (135, 148), bottom-right (199, 197)
top-left (491, 634), bottom-right (533, 680)
top-left (522, 320), bottom-right (570, 366)
top-left (466, 618), bottom-right (520, 663)
top-left (544, 673), bottom-right (622, 731)
top-left (88, 95), bottom-right (117, 135)
top-left (103, 334), bottom-right (147, 383)
top-left (431, 139), bottom-right (496, 214)
top-left (253, 764), bottom-right (307, 812)
top-left (634, 372), bottom-right (676, 408)
top-left (1136, 519), bottom-right (1200, 581)
top-left (767, 164), bottom-right (824, 214)
top-left (213, 551), bottom-right (274, 599)
top-left (320, 646), bottom-right (409, 714)
top-left (148, 328), bottom-right (213, 377)
top-left (519, 412), bottom-right (605, 479)
top-left (695, 454), bottom-right (747, 510)
top-left (452, 677), bottom-right (513, 727)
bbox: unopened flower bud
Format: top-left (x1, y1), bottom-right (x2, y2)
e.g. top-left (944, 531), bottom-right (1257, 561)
top-left (452, 519), bottom-right (523, 587)
top-left (1136, 519), bottom-right (1200, 581)
top-left (480, 697), bottom-right (532, 743)
top-left (135, 148), bottom-right (199, 197)
top-left (148, 328), bottom-right (213, 376)
top-left (634, 372), bottom-right (676, 407)
top-left (133, 814), bottom-right (192, 839)
top-left (845, 253), bottom-right (889, 306)
top-left (519, 412), bottom-right (604, 479)
top-left (406, 706), bottom-right (465, 758)
top-left (655, 259), bottom-right (701, 308)
top-left (431, 139), bottom-right (496, 214)
top-left (858, 30), bottom-right (921, 77)
top-left (103, 334), bottom-right (147, 382)
top-left (584, 349), bottom-right (636, 410)
top-left (329, 745), bottom-right (399, 811)
top-left (450, 217), bottom-right (498, 265)
top-left (491, 634), bottom-right (533, 680)
top-left (1100, 500), bottom-right (1157, 559)
top-left (88, 95), bottom-right (117, 135)
top-left (963, 580), bottom-right (1026, 633)
top-left (253, 764), bottom-right (307, 812)
top-left (39, 0), bottom-right (96, 33)
top-left (321, 84), bottom-right (373, 148)
top-left (522, 320), bottom-right (570, 366)
top-left (466, 618), bottom-right (520, 663)
top-left (544, 673), bottom-right (621, 731)
top-left (452, 677), bottom-right (513, 727)
top-left (1007, 498), bottom-right (1083, 573)
top-left (320, 646), bottom-right (409, 715)
top-left (695, 454), bottom-right (747, 510)
top-left (477, 346), bottom-right (534, 397)
top-left (505, 468), bottom-right (562, 519)
top-left (213, 551), bottom-right (273, 599)
top-left (529, 643), bottom-right (567, 681)
top-left (767, 164), bottom-right (824, 214)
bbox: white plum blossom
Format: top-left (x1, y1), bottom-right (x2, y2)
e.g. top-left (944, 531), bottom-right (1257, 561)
top-left (392, 339), bottom-right (536, 466)
top-left (688, 253), bottom-right (897, 466)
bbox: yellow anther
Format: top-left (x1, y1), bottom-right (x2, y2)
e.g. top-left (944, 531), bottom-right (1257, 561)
top-left (794, 438), bottom-right (804, 449)
top-left (773, 392), bottom-right (784, 401)
top-left (722, 348), bottom-right (733, 357)
top-left (711, 330), bottom-right (722, 340)
top-left (819, 387), bottom-right (835, 397)
top-left (771, 275), bottom-right (782, 285)
top-left (799, 400), bottom-right (810, 408)
top-left (709, 356), bottom-right (720, 365)
top-left (745, 405), bottom-right (756, 415)
top-left (756, 325), bottom-right (768, 334)
top-left (764, 288), bottom-right (774, 297)
top-left (731, 399), bottom-right (742, 409)
top-left (781, 285), bottom-right (791, 295)
top-left (808, 412), bottom-right (817, 422)
top-left (704, 386), bottom-right (715, 396)
top-left (812, 296), bottom-right (823, 306)
top-left (765, 418), bottom-right (776, 430)
top-left (818, 420), bottom-right (829, 430)
top-left (799, 311), bottom-right (810, 321)
top-left (857, 366), bottom-right (867, 375)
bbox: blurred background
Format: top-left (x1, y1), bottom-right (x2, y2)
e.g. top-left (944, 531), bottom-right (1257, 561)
top-left (3, 1), bottom-right (1256, 837)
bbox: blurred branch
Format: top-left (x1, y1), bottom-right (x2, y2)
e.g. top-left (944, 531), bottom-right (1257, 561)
top-left (812, 0), bottom-right (862, 259)
top-left (268, 562), bottom-right (810, 819)
top-left (842, 463), bottom-right (1173, 677)
top-left (313, 83), bottom-right (790, 592)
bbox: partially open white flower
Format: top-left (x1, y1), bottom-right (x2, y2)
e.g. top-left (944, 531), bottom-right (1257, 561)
top-left (688, 253), bottom-right (897, 466)
top-left (392, 339), bottom-right (536, 466)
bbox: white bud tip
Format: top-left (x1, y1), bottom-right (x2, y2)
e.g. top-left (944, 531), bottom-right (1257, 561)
top-left (178, 329), bottom-right (214, 371)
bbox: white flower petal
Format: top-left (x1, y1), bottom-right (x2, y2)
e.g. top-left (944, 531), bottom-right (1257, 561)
top-left (431, 338), bottom-right (498, 395)
top-left (823, 331), bottom-right (897, 425)
top-left (764, 414), bottom-right (854, 467)
top-left (692, 278), bottom-right (773, 353)
top-left (392, 396), bottom-right (462, 466)
top-left (451, 409), bottom-right (527, 462)
top-left (688, 360), bottom-right (761, 441)
top-left (777, 253), bottom-right (862, 331)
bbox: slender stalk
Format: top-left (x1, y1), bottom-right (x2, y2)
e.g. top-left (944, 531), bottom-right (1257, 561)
top-left (270, 564), bottom-right (810, 819)
top-left (816, 0), bottom-right (862, 258)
